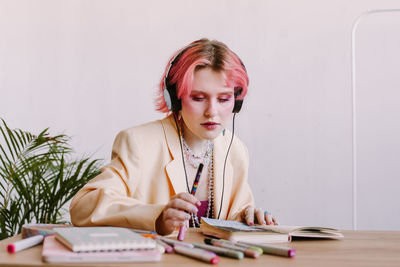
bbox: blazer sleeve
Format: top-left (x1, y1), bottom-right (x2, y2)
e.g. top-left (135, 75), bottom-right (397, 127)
top-left (69, 129), bottom-right (165, 231)
top-left (226, 140), bottom-right (255, 221)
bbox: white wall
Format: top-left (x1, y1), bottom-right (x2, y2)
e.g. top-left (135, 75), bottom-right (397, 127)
top-left (353, 10), bottom-right (400, 230)
top-left (1, 0), bottom-right (399, 230)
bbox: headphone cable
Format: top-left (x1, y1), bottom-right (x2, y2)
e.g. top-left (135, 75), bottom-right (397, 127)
top-left (217, 113), bottom-right (236, 219)
top-left (172, 112), bottom-right (191, 193)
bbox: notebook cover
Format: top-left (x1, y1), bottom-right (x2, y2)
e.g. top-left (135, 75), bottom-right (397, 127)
top-left (42, 236), bottom-right (162, 263)
top-left (54, 227), bottom-right (156, 252)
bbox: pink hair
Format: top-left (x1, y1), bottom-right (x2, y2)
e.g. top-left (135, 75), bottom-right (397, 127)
top-left (155, 38), bottom-right (249, 113)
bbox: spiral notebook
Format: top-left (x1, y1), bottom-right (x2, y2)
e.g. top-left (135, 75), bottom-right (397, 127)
top-left (42, 236), bottom-right (162, 263)
top-left (54, 227), bottom-right (156, 252)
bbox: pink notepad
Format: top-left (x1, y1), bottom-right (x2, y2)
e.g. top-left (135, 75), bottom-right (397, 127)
top-left (42, 236), bottom-right (162, 263)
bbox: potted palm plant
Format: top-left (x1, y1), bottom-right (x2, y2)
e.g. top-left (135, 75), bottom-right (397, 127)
top-left (0, 119), bottom-right (101, 240)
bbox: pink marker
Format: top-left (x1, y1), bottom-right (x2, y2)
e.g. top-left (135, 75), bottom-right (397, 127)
top-left (174, 245), bottom-right (220, 264)
top-left (178, 223), bottom-right (187, 241)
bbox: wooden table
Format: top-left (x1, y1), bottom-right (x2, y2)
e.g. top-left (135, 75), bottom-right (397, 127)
top-left (1, 229), bottom-right (400, 266)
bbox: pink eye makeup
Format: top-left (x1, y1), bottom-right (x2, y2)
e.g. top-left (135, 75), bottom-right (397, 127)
top-left (189, 91), bottom-right (233, 103)
top-left (190, 95), bottom-right (205, 101)
top-left (217, 95), bottom-right (232, 102)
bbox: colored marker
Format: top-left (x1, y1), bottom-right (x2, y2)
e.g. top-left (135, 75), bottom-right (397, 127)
top-left (205, 238), bottom-right (260, 258)
top-left (178, 163), bottom-right (204, 241)
top-left (155, 242), bottom-right (165, 254)
top-left (130, 228), bottom-right (157, 235)
top-left (155, 239), bottom-right (174, 253)
top-left (194, 243), bottom-right (244, 259)
top-left (238, 241), bottom-right (296, 258)
top-left (217, 239), bottom-right (263, 255)
top-left (140, 234), bottom-right (159, 238)
top-left (190, 163), bottom-right (204, 195)
top-left (157, 236), bottom-right (194, 248)
top-left (177, 222), bottom-right (187, 241)
top-left (174, 245), bottom-right (220, 264)
top-left (7, 235), bottom-right (44, 253)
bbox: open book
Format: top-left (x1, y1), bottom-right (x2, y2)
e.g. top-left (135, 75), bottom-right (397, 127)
top-left (200, 218), bottom-right (343, 243)
top-left (258, 224), bottom-right (344, 239)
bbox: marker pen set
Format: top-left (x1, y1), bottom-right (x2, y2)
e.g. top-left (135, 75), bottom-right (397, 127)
top-left (154, 236), bottom-right (295, 264)
top-left (205, 238), bottom-right (295, 258)
top-left (157, 236), bottom-right (219, 264)
top-left (7, 229), bottom-right (295, 265)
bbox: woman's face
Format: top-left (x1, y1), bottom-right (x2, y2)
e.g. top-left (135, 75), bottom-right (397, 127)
top-left (180, 68), bottom-right (235, 141)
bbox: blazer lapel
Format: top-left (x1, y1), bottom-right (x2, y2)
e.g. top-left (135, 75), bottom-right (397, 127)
top-left (161, 116), bottom-right (189, 195)
top-left (213, 133), bottom-right (233, 220)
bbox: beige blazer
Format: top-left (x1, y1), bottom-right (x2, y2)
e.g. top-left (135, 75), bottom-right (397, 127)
top-left (70, 115), bottom-right (255, 231)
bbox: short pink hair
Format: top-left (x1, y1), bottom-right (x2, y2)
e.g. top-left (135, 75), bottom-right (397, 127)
top-left (155, 38), bottom-right (249, 113)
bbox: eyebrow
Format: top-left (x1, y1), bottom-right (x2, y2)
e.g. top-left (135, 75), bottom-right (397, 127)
top-left (190, 90), bottom-right (234, 95)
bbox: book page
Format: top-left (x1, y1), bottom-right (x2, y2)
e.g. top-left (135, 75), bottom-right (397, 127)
top-left (202, 218), bottom-right (271, 232)
top-left (202, 218), bottom-right (259, 231)
top-left (259, 225), bottom-right (343, 238)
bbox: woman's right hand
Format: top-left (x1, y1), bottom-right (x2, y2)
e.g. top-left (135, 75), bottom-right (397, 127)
top-left (155, 192), bottom-right (201, 235)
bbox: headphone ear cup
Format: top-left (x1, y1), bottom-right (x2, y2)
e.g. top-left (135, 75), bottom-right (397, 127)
top-left (232, 88), bottom-right (243, 113)
top-left (164, 88), bottom-right (173, 111)
top-left (164, 84), bottom-right (181, 112)
top-left (232, 99), bottom-right (243, 113)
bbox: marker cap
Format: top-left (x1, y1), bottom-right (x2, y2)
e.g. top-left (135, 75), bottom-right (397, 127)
top-left (211, 257), bottom-right (220, 264)
top-left (7, 244), bottom-right (15, 253)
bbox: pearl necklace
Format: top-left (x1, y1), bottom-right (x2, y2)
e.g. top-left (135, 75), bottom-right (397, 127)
top-left (182, 138), bottom-right (213, 168)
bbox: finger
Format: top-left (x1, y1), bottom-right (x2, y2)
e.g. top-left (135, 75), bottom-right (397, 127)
top-left (163, 208), bottom-right (192, 222)
top-left (272, 217), bottom-right (278, 225)
top-left (167, 198), bottom-right (198, 214)
top-left (265, 211), bottom-right (273, 225)
top-left (164, 218), bottom-right (187, 232)
top-left (174, 192), bottom-right (201, 206)
top-left (255, 208), bottom-right (265, 225)
top-left (244, 206), bottom-right (255, 226)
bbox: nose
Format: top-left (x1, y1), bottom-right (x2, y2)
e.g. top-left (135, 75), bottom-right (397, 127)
top-left (204, 99), bottom-right (217, 118)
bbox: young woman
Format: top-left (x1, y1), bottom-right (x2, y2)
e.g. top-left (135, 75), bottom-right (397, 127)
top-left (70, 38), bottom-right (276, 235)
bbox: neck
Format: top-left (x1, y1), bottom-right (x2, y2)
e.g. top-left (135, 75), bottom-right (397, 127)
top-left (182, 122), bottom-right (208, 155)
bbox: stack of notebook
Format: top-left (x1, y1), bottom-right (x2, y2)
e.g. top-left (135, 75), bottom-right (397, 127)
top-left (42, 227), bottom-right (162, 263)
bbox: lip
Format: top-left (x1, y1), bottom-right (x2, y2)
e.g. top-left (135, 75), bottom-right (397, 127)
top-left (201, 121), bottom-right (219, 125)
top-left (200, 122), bottom-right (220, 130)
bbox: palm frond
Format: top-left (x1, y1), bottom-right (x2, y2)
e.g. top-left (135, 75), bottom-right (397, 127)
top-left (0, 118), bottom-right (102, 239)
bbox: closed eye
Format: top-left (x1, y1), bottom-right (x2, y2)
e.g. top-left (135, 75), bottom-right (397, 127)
top-left (218, 95), bottom-right (232, 103)
top-left (192, 96), bottom-right (205, 101)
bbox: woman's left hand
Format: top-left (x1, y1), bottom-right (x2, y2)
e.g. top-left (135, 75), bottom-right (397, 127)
top-left (242, 206), bottom-right (278, 226)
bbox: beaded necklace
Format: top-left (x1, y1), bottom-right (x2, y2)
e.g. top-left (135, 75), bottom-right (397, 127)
top-left (181, 137), bottom-right (214, 227)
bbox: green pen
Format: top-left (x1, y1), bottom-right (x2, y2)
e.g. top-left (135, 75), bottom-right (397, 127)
top-left (204, 238), bottom-right (260, 258)
top-left (217, 239), bottom-right (263, 255)
top-left (194, 243), bottom-right (244, 259)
